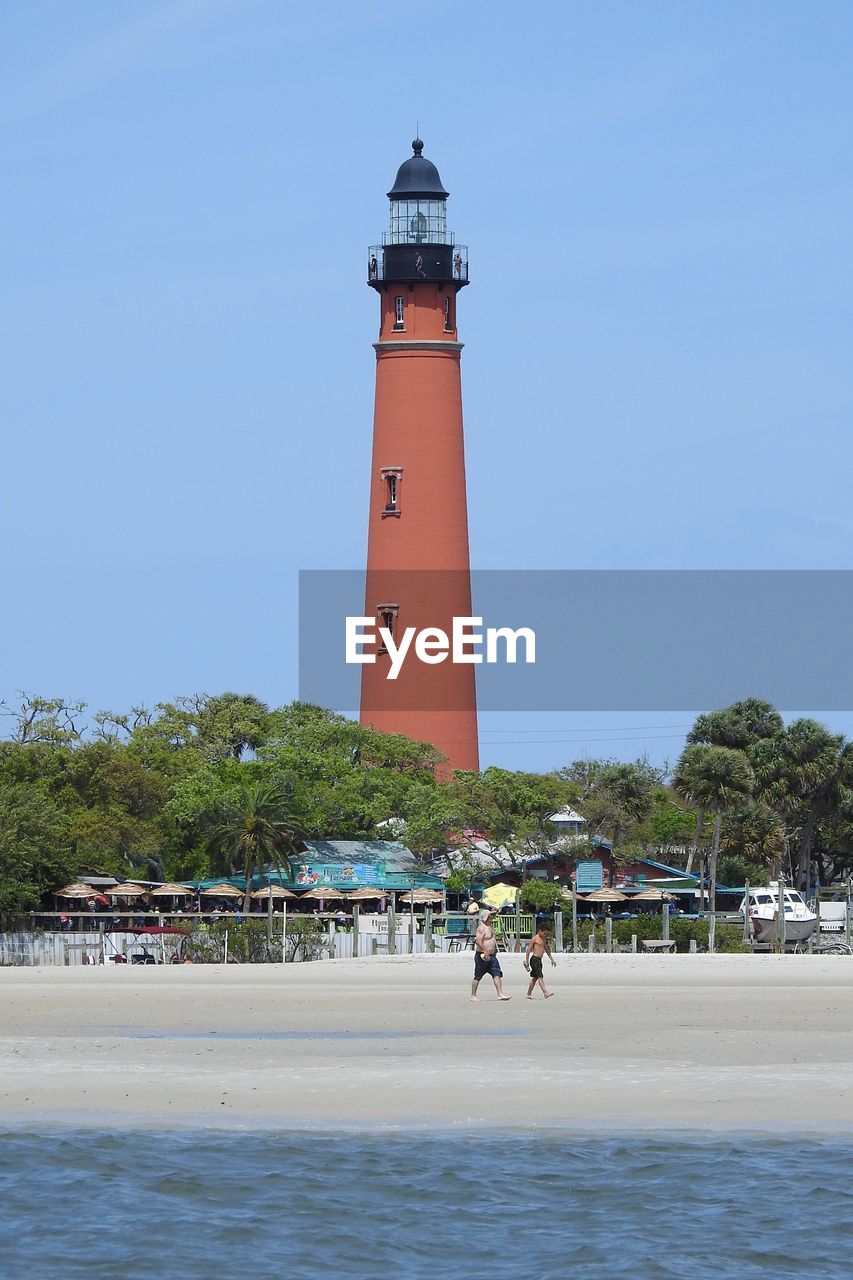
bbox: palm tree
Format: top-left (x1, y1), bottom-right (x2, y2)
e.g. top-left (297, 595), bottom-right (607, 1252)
top-left (585, 762), bottom-right (655, 867)
top-left (720, 801), bottom-right (787, 876)
top-left (683, 701), bottom-right (782, 874)
top-left (673, 745), bottom-right (754, 914)
top-left (208, 783), bottom-right (302, 910)
top-left (749, 721), bottom-right (853, 889)
top-left (688, 699), bottom-right (784, 751)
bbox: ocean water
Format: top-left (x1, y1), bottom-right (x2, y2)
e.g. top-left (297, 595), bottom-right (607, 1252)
top-left (1, 1129), bottom-right (851, 1280)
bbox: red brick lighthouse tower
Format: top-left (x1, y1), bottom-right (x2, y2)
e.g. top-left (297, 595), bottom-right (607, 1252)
top-left (360, 139), bottom-right (479, 772)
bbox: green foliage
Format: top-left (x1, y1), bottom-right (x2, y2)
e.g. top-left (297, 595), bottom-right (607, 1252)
top-left (568, 916), bottom-right (749, 953)
top-left (444, 767), bottom-right (576, 872)
top-left (4, 690), bottom-right (853, 915)
top-left (185, 916), bottom-right (326, 964)
top-left (559, 758), bottom-right (659, 852)
top-left (673, 744), bottom-right (754, 813)
top-left (648, 789), bottom-right (691, 844)
top-left (717, 852), bottom-right (763, 887)
top-left (518, 879), bottom-right (566, 911)
top-left (688, 700), bottom-right (784, 750)
top-left (0, 782), bottom-right (75, 914)
top-left (207, 783), bottom-right (302, 907)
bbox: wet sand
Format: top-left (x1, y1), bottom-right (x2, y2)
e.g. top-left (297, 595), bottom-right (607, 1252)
top-left (1, 953), bottom-right (851, 1131)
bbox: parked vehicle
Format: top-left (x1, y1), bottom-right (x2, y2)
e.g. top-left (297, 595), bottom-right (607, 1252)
top-left (738, 884), bottom-right (817, 944)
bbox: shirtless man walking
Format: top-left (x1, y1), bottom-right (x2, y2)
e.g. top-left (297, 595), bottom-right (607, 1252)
top-left (470, 910), bottom-right (511, 1002)
top-left (524, 925), bottom-right (556, 999)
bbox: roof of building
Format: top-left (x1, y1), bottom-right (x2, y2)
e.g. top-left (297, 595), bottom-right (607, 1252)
top-left (550, 808), bottom-right (586, 825)
top-left (387, 139), bottom-right (449, 199)
top-left (300, 839), bottom-right (420, 871)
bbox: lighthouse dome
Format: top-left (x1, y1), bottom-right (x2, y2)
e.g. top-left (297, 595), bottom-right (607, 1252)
top-left (387, 139), bottom-right (449, 199)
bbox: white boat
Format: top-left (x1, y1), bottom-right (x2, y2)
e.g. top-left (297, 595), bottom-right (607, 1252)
top-left (738, 884), bottom-right (817, 944)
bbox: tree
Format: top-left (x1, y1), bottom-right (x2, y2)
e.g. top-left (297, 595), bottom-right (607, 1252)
top-left (648, 788), bottom-right (693, 848)
top-left (0, 693), bottom-right (87, 745)
top-left (720, 801), bottom-right (787, 879)
top-left (518, 879), bottom-right (565, 912)
top-left (207, 783), bottom-right (303, 909)
top-left (811, 789), bottom-right (853, 885)
top-left (582, 762), bottom-right (656, 854)
top-left (682, 700), bottom-right (783, 873)
top-left (445, 768), bottom-right (575, 876)
top-left (688, 699), bottom-right (784, 751)
top-left (128, 693), bottom-right (275, 769)
top-left (0, 783), bottom-right (75, 915)
top-left (673, 744), bottom-right (754, 911)
top-left (257, 705), bottom-right (442, 840)
top-left (749, 720), bottom-right (853, 888)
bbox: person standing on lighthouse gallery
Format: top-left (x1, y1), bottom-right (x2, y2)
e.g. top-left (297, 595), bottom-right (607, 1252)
top-left (471, 910), bottom-right (511, 1002)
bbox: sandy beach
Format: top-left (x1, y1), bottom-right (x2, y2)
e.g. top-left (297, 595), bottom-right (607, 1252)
top-left (1, 953), bottom-right (851, 1132)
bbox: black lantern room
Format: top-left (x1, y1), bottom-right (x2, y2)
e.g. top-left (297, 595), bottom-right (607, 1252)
top-left (368, 140), bottom-right (468, 289)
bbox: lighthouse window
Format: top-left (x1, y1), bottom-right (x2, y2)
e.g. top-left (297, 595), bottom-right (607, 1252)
top-left (376, 603), bottom-right (399, 654)
top-left (444, 298), bottom-right (452, 331)
top-left (389, 199), bottom-right (447, 245)
top-left (393, 296), bottom-right (405, 330)
top-left (380, 467), bottom-right (403, 517)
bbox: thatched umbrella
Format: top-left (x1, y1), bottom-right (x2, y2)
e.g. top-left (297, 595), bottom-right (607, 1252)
top-left (399, 889), bottom-right (443, 905)
top-left (250, 885), bottom-right (296, 900)
top-left (103, 883), bottom-right (147, 898)
top-left (299, 885), bottom-right (350, 901)
top-left (346, 887), bottom-right (385, 901)
top-left (585, 887), bottom-right (628, 902)
top-left (200, 882), bottom-right (243, 898)
top-left (631, 887), bottom-right (673, 901)
top-left (149, 882), bottom-right (194, 897)
top-left (55, 882), bottom-right (97, 898)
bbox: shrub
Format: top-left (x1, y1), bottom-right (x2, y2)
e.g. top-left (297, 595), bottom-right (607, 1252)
top-left (558, 913), bottom-right (749, 953)
top-left (184, 916), bottom-right (327, 963)
top-left (518, 880), bottom-right (565, 911)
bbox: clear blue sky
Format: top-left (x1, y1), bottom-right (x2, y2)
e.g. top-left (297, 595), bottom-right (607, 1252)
top-left (2, 0), bottom-right (851, 770)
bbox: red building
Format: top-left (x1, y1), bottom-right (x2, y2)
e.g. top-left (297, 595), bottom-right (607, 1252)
top-left (360, 140), bottom-right (479, 772)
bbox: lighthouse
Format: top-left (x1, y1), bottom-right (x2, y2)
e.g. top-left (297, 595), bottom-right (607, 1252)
top-left (360, 139), bottom-right (479, 772)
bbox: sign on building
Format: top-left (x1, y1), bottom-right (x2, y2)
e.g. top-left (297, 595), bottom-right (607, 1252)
top-left (576, 860), bottom-right (604, 892)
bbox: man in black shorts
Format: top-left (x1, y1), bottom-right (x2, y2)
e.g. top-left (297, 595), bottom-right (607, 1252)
top-left (470, 910), bottom-right (511, 1002)
top-left (524, 925), bottom-right (556, 999)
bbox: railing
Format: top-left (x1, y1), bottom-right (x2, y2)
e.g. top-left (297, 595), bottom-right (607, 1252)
top-left (24, 910), bottom-right (306, 933)
top-left (368, 243), bottom-right (468, 285)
